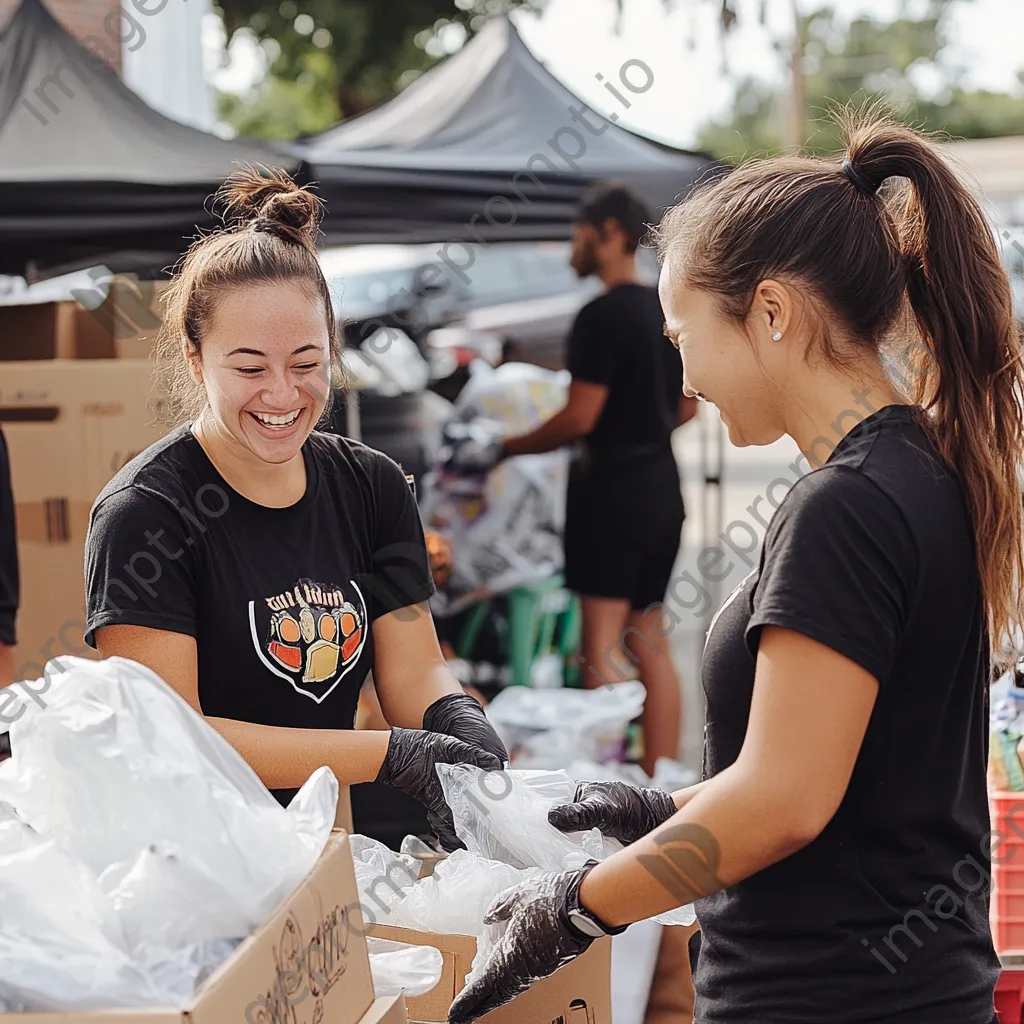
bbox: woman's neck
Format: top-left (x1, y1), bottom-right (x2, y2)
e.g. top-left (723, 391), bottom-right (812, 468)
top-left (192, 413), bottom-right (307, 508)
top-left (782, 366), bottom-right (905, 468)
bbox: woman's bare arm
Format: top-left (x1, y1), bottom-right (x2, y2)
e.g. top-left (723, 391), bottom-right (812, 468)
top-left (95, 624), bottom-right (391, 789)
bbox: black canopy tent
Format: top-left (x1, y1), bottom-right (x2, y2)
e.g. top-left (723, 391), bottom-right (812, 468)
top-left (302, 17), bottom-right (719, 246)
top-left (0, 0), bottom-right (301, 278)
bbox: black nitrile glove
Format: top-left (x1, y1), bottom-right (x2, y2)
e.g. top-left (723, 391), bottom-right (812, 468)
top-left (423, 692), bottom-right (509, 766)
top-left (447, 867), bottom-right (595, 1024)
top-left (547, 780), bottom-right (677, 846)
top-left (441, 422), bottom-right (508, 475)
top-left (0, 732), bottom-right (9, 762)
top-left (375, 727), bottom-right (502, 852)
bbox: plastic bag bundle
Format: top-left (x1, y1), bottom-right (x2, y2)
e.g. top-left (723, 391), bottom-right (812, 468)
top-left (453, 362), bottom-right (571, 436)
top-left (396, 849), bottom-right (542, 936)
top-left (485, 681), bottom-right (647, 767)
top-left (366, 939), bottom-right (444, 997)
top-left (419, 362), bottom-right (571, 615)
top-left (0, 656), bottom-right (338, 1010)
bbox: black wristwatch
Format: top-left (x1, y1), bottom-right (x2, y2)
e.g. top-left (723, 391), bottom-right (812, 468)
top-left (562, 860), bottom-right (628, 940)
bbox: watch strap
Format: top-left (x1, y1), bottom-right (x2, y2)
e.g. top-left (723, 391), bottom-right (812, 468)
top-left (564, 861), bottom-right (628, 938)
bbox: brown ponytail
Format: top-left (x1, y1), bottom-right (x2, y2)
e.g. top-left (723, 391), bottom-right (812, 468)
top-left (656, 111), bottom-right (1024, 651)
top-left (154, 166), bottom-right (341, 423)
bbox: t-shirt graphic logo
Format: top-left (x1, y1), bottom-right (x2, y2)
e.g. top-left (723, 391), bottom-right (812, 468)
top-left (248, 577), bottom-right (367, 704)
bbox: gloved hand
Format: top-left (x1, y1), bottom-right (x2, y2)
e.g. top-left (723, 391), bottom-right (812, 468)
top-left (0, 731), bottom-right (9, 762)
top-left (441, 421), bottom-right (508, 475)
top-left (375, 727), bottom-right (502, 852)
top-left (447, 867), bottom-right (596, 1024)
top-left (547, 780), bottom-right (677, 846)
top-left (423, 692), bottom-right (509, 766)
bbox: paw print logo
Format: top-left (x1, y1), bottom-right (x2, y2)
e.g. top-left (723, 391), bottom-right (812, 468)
top-left (266, 590), bottom-right (364, 686)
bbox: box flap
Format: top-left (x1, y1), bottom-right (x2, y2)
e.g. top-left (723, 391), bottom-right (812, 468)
top-left (189, 833), bottom-right (374, 1024)
top-left (355, 995), bottom-right (407, 1024)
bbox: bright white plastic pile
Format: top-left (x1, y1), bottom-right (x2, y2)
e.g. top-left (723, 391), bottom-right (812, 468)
top-left (0, 656), bottom-right (337, 1012)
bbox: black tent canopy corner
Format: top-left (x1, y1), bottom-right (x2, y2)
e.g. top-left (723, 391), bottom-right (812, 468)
top-left (302, 15), bottom-right (720, 247)
top-left (0, 0), bottom-right (302, 279)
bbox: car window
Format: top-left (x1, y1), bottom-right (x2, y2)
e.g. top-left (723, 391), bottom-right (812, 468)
top-left (328, 268), bottom-right (417, 320)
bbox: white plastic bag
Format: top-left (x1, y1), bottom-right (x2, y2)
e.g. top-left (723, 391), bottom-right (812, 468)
top-left (0, 811), bottom-right (162, 1011)
top-left (366, 939), bottom-right (444, 997)
top-left (485, 681), bottom-right (647, 766)
top-left (0, 657), bottom-right (336, 937)
top-left (0, 656), bottom-right (339, 1009)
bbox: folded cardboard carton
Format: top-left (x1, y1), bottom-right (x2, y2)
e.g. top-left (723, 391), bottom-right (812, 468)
top-left (0, 831), bottom-right (376, 1024)
top-left (370, 924), bottom-right (611, 1024)
top-left (0, 359), bottom-right (167, 678)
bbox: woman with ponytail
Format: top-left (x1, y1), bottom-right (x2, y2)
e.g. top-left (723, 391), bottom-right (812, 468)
top-left (83, 168), bottom-right (506, 852)
top-left (449, 114), bottom-right (1023, 1024)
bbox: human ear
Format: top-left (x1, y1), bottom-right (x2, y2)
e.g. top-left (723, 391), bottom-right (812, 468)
top-left (750, 279), bottom-right (793, 342)
top-left (181, 337), bottom-right (203, 386)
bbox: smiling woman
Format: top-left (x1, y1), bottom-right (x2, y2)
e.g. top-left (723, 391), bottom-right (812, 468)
top-left (81, 167), bottom-right (508, 851)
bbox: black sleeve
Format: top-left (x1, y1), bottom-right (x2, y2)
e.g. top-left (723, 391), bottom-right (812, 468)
top-left (0, 428), bottom-right (18, 646)
top-left (566, 301), bottom-right (623, 387)
top-left (745, 467), bottom-right (918, 686)
top-left (361, 454), bottom-right (435, 620)
top-left (84, 487), bottom-right (200, 648)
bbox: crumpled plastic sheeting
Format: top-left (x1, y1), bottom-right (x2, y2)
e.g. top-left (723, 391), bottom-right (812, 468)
top-left (397, 849), bottom-right (542, 936)
top-left (437, 765), bottom-right (696, 928)
top-left (366, 938), bottom-right (444, 997)
top-left (485, 681), bottom-right (647, 768)
top-left (436, 765), bottom-right (609, 871)
top-left (350, 834), bottom-right (540, 939)
top-left (0, 656), bottom-right (338, 1009)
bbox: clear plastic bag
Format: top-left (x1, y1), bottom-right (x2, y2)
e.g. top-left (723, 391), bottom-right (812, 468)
top-left (435, 765), bottom-right (607, 871)
top-left (394, 849), bottom-right (542, 936)
top-left (350, 833), bottom-right (421, 925)
top-left (437, 765), bottom-right (697, 928)
top-left (366, 938), bottom-right (444, 997)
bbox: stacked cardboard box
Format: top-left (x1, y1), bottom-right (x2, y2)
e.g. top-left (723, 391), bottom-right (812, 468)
top-left (1, 273), bottom-right (170, 678)
top-left (0, 275), bottom-right (169, 362)
top-left (0, 831), bottom-right (407, 1024)
top-left (1, 360), bottom-right (166, 679)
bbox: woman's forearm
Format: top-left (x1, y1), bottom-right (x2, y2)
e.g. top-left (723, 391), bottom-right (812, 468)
top-left (208, 717), bottom-right (392, 790)
top-left (580, 765), bottom-right (814, 927)
top-left (671, 779), bottom-right (709, 810)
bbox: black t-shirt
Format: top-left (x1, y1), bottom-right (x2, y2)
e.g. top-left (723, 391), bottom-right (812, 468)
top-left (84, 425), bottom-right (434, 731)
top-left (566, 282), bottom-right (682, 451)
top-left (0, 426), bottom-right (17, 646)
top-left (696, 405), bottom-right (998, 1024)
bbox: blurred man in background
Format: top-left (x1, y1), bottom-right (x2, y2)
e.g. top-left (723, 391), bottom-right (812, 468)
top-left (498, 181), bottom-right (697, 775)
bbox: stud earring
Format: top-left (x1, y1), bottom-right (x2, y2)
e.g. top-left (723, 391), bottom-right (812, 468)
top-left (772, 330), bottom-right (783, 341)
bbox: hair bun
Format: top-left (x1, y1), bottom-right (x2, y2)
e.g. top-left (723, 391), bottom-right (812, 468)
top-left (216, 165), bottom-right (323, 247)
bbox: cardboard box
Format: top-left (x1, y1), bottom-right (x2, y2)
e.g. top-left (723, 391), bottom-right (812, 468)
top-left (102, 276), bottom-right (170, 360)
top-left (0, 301), bottom-right (115, 360)
top-left (371, 925), bottom-right (611, 1024)
top-left (1, 360), bottom-right (167, 677)
top-left (0, 276), bottom-right (169, 362)
top-left (359, 995), bottom-right (408, 1024)
top-left (0, 831), bottom-right (376, 1024)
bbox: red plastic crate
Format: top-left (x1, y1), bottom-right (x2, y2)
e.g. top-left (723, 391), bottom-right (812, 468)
top-left (991, 792), bottom-right (1024, 956)
top-left (996, 965), bottom-right (1024, 1024)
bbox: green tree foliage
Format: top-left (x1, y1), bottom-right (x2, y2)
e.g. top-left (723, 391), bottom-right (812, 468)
top-left (214, 0), bottom-right (544, 140)
top-left (698, 2), bottom-right (1024, 161)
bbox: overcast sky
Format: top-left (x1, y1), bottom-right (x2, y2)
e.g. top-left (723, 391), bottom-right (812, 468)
top-left (206, 0), bottom-right (1024, 148)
